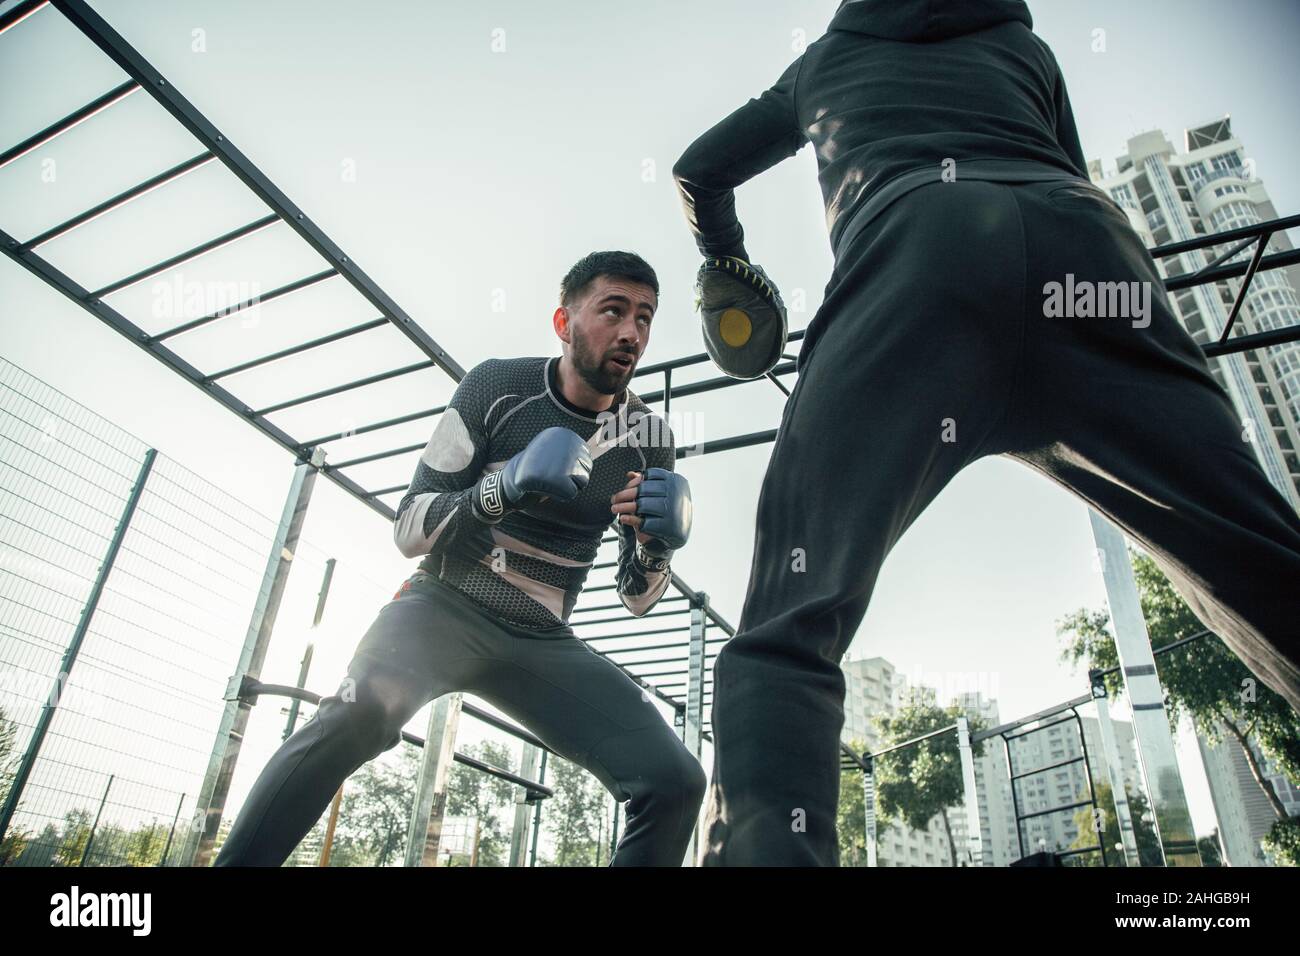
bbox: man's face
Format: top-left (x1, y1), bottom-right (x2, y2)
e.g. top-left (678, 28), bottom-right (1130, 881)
top-left (563, 275), bottom-right (657, 394)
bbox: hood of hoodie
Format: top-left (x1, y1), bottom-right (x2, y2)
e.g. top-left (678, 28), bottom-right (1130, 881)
top-left (830, 0), bottom-right (1032, 42)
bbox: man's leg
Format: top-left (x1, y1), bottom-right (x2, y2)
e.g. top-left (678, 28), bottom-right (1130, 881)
top-left (702, 180), bottom-right (1032, 865)
top-left (466, 626), bottom-right (707, 866)
top-left (214, 593), bottom-right (462, 866)
top-left (1009, 181), bottom-right (1300, 710)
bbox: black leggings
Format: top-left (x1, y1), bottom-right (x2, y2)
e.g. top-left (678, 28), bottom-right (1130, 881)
top-left (701, 177), bottom-right (1300, 865)
top-left (214, 572), bottom-right (705, 866)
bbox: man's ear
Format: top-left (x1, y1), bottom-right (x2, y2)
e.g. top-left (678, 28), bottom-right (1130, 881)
top-left (553, 306), bottom-right (570, 343)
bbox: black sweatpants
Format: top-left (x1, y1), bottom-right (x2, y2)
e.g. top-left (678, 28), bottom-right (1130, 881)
top-left (701, 176), bottom-right (1300, 866)
top-left (214, 571), bottom-right (706, 867)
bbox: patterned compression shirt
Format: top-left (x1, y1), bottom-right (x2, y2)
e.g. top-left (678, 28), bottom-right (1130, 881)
top-left (393, 356), bottom-right (676, 630)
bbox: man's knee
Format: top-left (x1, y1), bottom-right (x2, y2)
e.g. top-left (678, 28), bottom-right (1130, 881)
top-left (317, 678), bottom-right (414, 757)
top-left (649, 743), bottom-right (707, 815)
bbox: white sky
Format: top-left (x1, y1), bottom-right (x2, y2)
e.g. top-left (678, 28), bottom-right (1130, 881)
top-left (4, 0), bottom-right (1299, 851)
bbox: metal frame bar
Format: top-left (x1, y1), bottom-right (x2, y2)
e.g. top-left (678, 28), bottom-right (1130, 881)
top-left (1088, 511), bottom-right (1201, 867)
top-left (20, 152), bottom-right (215, 251)
top-left (45, 0), bottom-right (464, 376)
top-left (0, 78), bottom-right (139, 170)
top-left (0, 0), bottom-right (49, 37)
top-left (182, 449), bottom-right (324, 867)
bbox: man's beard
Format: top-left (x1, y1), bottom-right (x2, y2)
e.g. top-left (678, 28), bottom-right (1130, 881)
top-left (571, 333), bottom-right (633, 395)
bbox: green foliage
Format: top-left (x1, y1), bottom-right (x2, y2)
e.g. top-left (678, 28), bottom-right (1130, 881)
top-left (1197, 830), bottom-right (1223, 867)
top-left (539, 757), bottom-right (608, 867)
top-left (872, 697), bottom-right (986, 867)
top-left (326, 742), bottom-right (423, 866)
top-left (1057, 547), bottom-right (1300, 825)
top-left (1261, 817), bottom-right (1300, 867)
top-left (445, 741), bottom-right (517, 866)
top-left (1068, 778), bottom-right (1162, 867)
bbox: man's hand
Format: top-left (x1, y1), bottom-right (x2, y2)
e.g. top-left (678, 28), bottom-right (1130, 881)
top-left (611, 468), bottom-right (693, 560)
top-left (476, 426), bottom-right (592, 522)
top-left (611, 471), bottom-right (653, 545)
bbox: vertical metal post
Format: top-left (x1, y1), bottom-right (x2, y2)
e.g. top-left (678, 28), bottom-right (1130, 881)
top-left (284, 557), bottom-right (335, 740)
top-left (862, 754), bottom-right (877, 867)
top-left (79, 774), bottom-right (114, 866)
top-left (158, 792), bottom-right (185, 866)
top-left (682, 593), bottom-right (707, 866)
top-left (1089, 670), bottom-right (1141, 867)
top-left (956, 716), bottom-right (984, 867)
top-left (609, 800), bottom-right (620, 860)
top-left (181, 448), bottom-right (326, 867)
top-left (1088, 510), bottom-right (1201, 866)
top-left (318, 786), bottom-right (343, 867)
top-left (508, 744), bottom-right (541, 867)
top-left (0, 448), bottom-right (156, 846)
top-left (1003, 735), bottom-right (1025, 860)
top-left (529, 750), bottom-right (547, 867)
top-left (1068, 708), bottom-right (1108, 867)
top-left (404, 692), bottom-right (463, 867)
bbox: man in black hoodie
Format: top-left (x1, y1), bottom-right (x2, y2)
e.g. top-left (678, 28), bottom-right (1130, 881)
top-left (673, 0), bottom-right (1300, 865)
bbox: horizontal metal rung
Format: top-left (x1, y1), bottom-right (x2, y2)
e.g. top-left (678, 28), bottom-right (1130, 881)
top-left (156, 268), bottom-right (338, 342)
top-left (1165, 248), bottom-right (1300, 292)
top-left (685, 428), bottom-right (781, 458)
top-left (207, 316), bottom-right (385, 381)
top-left (0, 0), bottom-right (49, 36)
top-left (572, 595), bottom-right (688, 614)
top-left (0, 79), bottom-right (139, 170)
top-left (21, 152), bottom-right (215, 251)
top-left (328, 440), bottom-right (424, 470)
top-left (1204, 322), bottom-right (1300, 358)
top-left (579, 625), bottom-right (690, 641)
top-left (89, 213), bottom-right (280, 299)
top-left (253, 359), bottom-right (433, 416)
top-left (575, 608), bottom-right (688, 627)
top-left (300, 404), bottom-right (446, 449)
top-left (636, 366), bottom-right (796, 407)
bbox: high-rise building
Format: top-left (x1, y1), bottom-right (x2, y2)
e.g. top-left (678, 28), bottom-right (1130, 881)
top-left (841, 657), bottom-right (959, 866)
top-left (1196, 724), bottom-right (1300, 866)
top-left (1089, 118), bottom-right (1300, 509)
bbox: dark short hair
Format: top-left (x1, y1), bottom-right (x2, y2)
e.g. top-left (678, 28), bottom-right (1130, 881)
top-left (560, 251), bottom-right (659, 308)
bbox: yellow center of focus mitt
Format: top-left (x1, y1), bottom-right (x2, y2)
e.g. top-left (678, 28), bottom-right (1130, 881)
top-left (694, 257), bottom-right (788, 380)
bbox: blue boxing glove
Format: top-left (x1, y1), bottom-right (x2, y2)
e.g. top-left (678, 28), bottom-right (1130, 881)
top-left (476, 426), bottom-right (592, 523)
top-left (634, 467), bottom-right (692, 560)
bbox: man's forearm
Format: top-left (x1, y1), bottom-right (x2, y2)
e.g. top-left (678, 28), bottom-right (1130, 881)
top-left (393, 475), bottom-right (500, 560)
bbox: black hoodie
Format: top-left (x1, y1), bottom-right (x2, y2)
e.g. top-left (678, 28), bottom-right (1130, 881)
top-left (673, 0), bottom-right (1090, 261)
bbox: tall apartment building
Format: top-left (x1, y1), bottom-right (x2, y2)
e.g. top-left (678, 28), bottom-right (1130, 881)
top-left (1088, 118), bottom-right (1300, 510)
top-left (841, 658), bottom-right (1146, 866)
top-left (1196, 727), bottom-right (1300, 866)
top-left (841, 657), bottom-right (959, 866)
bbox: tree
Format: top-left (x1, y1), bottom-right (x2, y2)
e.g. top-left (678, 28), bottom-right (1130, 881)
top-left (1198, 829), bottom-right (1223, 867)
top-left (1261, 817), bottom-right (1300, 866)
top-left (326, 742), bottom-right (424, 866)
top-left (873, 697), bottom-right (986, 867)
top-left (1058, 547), bottom-right (1300, 839)
top-left (445, 741), bottom-right (517, 866)
top-left (1068, 778), bottom-right (1162, 866)
top-left (540, 758), bottom-right (606, 866)
top-left (0, 705), bottom-right (18, 811)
